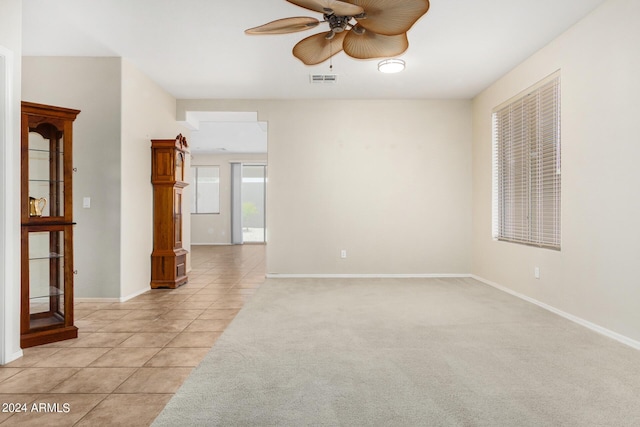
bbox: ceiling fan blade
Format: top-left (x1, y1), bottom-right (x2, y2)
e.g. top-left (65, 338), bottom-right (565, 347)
top-left (287, 0), bottom-right (364, 16)
top-left (343, 29), bottom-right (409, 59)
top-left (350, 0), bottom-right (429, 36)
top-left (245, 17), bottom-right (320, 34)
top-left (292, 31), bottom-right (348, 65)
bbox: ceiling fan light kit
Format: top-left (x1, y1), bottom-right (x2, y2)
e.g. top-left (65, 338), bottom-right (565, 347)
top-left (378, 58), bottom-right (405, 73)
top-left (245, 0), bottom-right (430, 66)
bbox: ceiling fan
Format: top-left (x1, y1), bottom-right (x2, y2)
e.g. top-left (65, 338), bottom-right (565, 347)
top-left (245, 0), bottom-right (430, 66)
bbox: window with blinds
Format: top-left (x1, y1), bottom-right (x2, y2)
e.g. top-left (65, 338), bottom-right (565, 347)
top-left (492, 73), bottom-right (561, 250)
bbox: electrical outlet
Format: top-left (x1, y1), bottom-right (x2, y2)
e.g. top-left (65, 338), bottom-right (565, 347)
top-left (340, 249), bottom-right (347, 259)
top-left (534, 266), bottom-right (540, 279)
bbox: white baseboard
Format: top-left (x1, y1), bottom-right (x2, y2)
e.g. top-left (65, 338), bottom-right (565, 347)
top-left (120, 287), bottom-right (151, 302)
top-left (266, 273), bottom-right (471, 279)
top-left (190, 243), bottom-right (232, 246)
top-left (4, 349), bottom-right (23, 365)
top-left (75, 286), bottom-right (150, 304)
top-left (471, 275), bottom-right (640, 351)
top-left (75, 297), bottom-right (121, 303)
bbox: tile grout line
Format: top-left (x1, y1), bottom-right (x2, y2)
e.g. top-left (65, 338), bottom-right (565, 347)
top-left (0, 245), bottom-right (266, 426)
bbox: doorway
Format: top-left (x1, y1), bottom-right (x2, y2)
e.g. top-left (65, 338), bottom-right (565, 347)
top-left (184, 111), bottom-right (267, 247)
top-left (241, 164), bottom-right (267, 243)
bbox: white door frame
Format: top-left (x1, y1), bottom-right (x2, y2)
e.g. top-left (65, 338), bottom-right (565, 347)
top-left (230, 162), bottom-right (243, 244)
top-left (0, 46), bottom-right (22, 364)
top-left (241, 163), bottom-right (267, 243)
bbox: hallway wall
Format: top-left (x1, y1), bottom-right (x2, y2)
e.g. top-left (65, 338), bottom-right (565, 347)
top-left (179, 99), bottom-right (473, 276)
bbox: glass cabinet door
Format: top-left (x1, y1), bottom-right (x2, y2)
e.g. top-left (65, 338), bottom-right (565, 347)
top-left (27, 125), bottom-right (65, 219)
top-left (21, 102), bottom-right (79, 347)
top-left (174, 189), bottom-right (183, 248)
top-left (27, 230), bottom-right (67, 330)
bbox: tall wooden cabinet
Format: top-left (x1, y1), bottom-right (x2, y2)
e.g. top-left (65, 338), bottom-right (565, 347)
top-left (150, 135), bottom-right (189, 289)
top-left (21, 102), bottom-right (80, 348)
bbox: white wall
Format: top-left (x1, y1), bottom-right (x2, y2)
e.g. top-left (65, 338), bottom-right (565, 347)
top-left (472, 0), bottom-right (640, 343)
top-left (0, 0), bottom-right (23, 364)
top-left (120, 59), bottom-right (188, 298)
top-left (22, 57), bottom-right (123, 299)
top-left (191, 153), bottom-right (267, 245)
top-left (178, 99), bottom-right (472, 276)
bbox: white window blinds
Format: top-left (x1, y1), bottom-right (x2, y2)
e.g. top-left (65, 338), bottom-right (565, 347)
top-left (492, 74), bottom-right (561, 250)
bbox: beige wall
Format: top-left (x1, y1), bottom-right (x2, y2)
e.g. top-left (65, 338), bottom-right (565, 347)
top-left (22, 57), bottom-right (122, 299)
top-left (472, 0), bottom-right (640, 343)
top-left (21, 57), bottom-right (187, 301)
top-left (0, 0), bottom-right (23, 364)
top-left (191, 153), bottom-right (267, 245)
top-left (179, 99), bottom-right (472, 275)
top-left (120, 59), bottom-right (189, 299)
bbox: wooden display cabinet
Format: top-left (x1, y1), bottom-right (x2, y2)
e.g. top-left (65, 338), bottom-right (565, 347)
top-left (150, 134), bottom-right (189, 289)
top-left (21, 102), bottom-right (80, 348)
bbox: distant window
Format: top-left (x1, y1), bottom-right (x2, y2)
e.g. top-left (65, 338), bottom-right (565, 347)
top-left (191, 166), bottom-right (220, 214)
top-left (492, 73), bottom-right (561, 250)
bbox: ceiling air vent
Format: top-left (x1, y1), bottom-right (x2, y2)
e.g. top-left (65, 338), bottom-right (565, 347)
top-left (310, 74), bottom-right (338, 84)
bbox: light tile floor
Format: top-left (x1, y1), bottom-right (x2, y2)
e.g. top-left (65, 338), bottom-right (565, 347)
top-left (0, 244), bottom-right (265, 426)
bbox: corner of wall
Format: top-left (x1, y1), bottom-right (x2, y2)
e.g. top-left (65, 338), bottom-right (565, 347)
top-left (120, 61), bottom-right (190, 299)
top-left (0, 0), bottom-right (24, 364)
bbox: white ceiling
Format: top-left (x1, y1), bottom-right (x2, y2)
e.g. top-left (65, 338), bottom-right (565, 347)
top-left (184, 111), bottom-right (268, 154)
top-left (21, 0), bottom-right (607, 153)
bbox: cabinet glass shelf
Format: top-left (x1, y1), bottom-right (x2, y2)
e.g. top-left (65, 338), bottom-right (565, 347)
top-left (28, 148), bottom-right (63, 154)
top-left (30, 286), bottom-right (65, 300)
top-left (29, 252), bottom-right (64, 260)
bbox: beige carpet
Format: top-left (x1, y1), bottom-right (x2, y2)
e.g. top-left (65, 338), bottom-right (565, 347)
top-left (153, 277), bottom-right (640, 426)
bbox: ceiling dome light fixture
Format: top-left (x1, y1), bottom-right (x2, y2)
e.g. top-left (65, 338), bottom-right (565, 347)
top-left (378, 59), bottom-right (405, 73)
